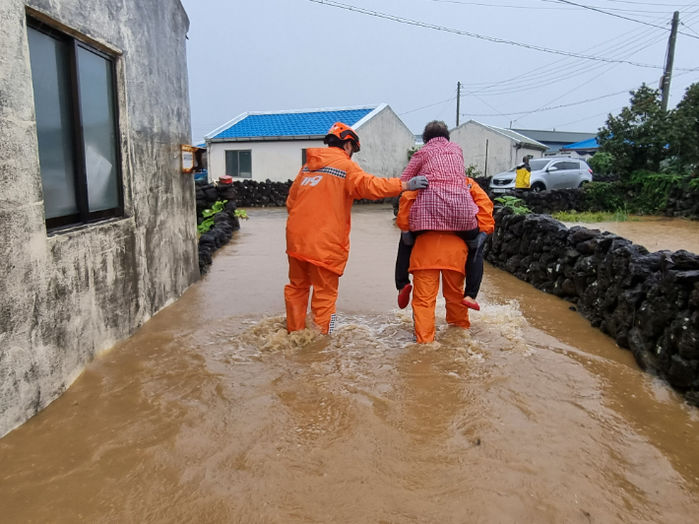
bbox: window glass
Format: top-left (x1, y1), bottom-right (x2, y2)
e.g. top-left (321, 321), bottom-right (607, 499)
top-left (225, 150), bottom-right (238, 176)
top-left (27, 26), bottom-right (78, 219)
top-left (555, 161), bottom-right (579, 170)
top-left (239, 151), bottom-right (252, 177)
top-left (225, 150), bottom-right (252, 178)
top-left (27, 20), bottom-right (122, 229)
top-left (77, 46), bottom-right (119, 212)
top-left (529, 159), bottom-right (549, 171)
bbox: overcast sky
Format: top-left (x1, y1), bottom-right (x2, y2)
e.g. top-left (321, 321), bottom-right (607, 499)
top-left (179, 0), bottom-right (699, 143)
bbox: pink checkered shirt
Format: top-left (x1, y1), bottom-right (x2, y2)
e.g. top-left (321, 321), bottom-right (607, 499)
top-left (400, 137), bottom-right (478, 231)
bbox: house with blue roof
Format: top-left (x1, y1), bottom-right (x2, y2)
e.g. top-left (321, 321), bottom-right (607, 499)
top-left (204, 104), bottom-right (415, 183)
top-left (561, 136), bottom-right (600, 159)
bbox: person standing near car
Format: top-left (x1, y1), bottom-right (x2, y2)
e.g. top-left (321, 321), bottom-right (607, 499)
top-left (285, 122), bottom-right (429, 335)
top-left (515, 154), bottom-right (532, 189)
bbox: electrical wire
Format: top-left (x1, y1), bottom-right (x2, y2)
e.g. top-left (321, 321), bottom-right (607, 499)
top-left (305, 0), bottom-right (669, 68)
top-left (549, 0), bottom-right (699, 39)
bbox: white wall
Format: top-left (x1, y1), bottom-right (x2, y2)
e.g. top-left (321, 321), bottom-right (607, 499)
top-left (208, 139), bottom-right (324, 182)
top-left (207, 105), bottom-right (415, 183)
top-left (354, 105), bottom-right (415, 178)
top-left (451, 122), bottom-right (544, 177)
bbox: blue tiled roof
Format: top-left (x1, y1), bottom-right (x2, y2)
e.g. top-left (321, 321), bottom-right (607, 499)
top-left (210, 108), bottom-right (375, 140)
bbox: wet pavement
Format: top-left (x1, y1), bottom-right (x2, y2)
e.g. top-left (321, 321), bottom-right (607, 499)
top-left (1, 205), bottom-right (698, 523)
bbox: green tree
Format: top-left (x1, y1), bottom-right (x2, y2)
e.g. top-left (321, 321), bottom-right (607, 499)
top-left (588, 151), bottom-right (614, 175)
top-left (669, 82), bottom-right (699, 174)
top-left (597, 84), bottom-right (671, 178)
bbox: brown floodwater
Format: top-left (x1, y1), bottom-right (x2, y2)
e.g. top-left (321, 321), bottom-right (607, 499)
top-left (1, 205), bottom-right (698, 523)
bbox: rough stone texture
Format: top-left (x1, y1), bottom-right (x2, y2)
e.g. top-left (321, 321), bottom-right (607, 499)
top-left (0, 0), bottom-right (197, 437)
top-left (195, 181), bottom-right (241, 274)
top-left (486, 185), bottom-right (699, 219)
top-left (485, 207), bottom-right (699, 404)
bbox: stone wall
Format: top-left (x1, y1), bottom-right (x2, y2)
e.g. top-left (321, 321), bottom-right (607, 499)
top-left (485, 208), bottom-right (699, 404)
top-left (0, 0), bottom-right (197, 437)
top-left (486, 185), bottom-right (699, 219)
top-left (195, 181), bottom-right (241, 273)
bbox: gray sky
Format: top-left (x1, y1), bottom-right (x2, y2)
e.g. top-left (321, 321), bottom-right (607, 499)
top-left (180, 0), bottom-right (699, 143)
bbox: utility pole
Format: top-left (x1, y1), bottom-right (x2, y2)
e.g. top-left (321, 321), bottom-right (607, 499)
top-left (661, 11), bottom-right (679, 112)
top-left (456, 81), bottom-right (461, 127)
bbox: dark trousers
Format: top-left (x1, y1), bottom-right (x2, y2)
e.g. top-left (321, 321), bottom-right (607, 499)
top-left (394, 228), bottom-right (486, 299)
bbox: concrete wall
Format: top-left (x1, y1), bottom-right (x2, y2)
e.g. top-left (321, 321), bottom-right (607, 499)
top-left (208, 139), bottom-right (325, 183)
top-left (0, 0), bottom-right (198, 437)
top-left (451, 122), bottom-right (543, 177)
top-left (207, 105), bottom-right (415, 182)
top-left (353, 105), bottom-right (415, 178)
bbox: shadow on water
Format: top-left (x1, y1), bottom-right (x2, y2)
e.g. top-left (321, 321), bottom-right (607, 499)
top-left (1, 205), bottom-right (697, 522)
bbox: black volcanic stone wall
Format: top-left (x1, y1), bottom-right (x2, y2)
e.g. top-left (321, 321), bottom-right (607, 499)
top-left (195, 180), bottom-right (241, 274)
top-left (485, 207), bottom-right (699, 404)
top-left (486, 185), bottom-right (699, 219)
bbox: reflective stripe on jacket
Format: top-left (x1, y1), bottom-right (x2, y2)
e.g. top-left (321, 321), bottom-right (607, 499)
top-left (286, 147), bottom-right (403, 275)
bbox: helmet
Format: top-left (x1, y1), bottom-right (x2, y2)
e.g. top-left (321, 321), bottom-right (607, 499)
top-left (324, 122), bottom-right (360, 152)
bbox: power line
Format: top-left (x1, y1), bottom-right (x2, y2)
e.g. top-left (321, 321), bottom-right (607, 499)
top-left (550, 0), bottom-right (699, 39)
top-left (461, 89), bottom-right (630, 117)
top-left (459, 31), bottom-right (666, 95)
top-left (435, 0), bottom-right (695, 16)
top-left (305, 0), bottom-right (667, 68)
top-left (400, 96), bottom-right (457, 116)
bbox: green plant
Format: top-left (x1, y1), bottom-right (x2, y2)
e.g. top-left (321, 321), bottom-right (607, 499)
top-left (628, 170), bottom-right (684, 213)
top-left (465, 164), bottom-right (481, 178)
top-left (234, 208), bottom-right (249, 220)
top-left (197, 217), bottom-right (215, 234)
top-left (494, 195), bottom-right (531, 215)
top-left (582, 181), bottom-right (625, 211)
top-left (201, 199), bottom-right (227, 218)
top-left (588, 151), bottom-right (615, 175)
top-left (552, 210), bottom-right (630, 222)
top-left (197, 199), bottom-right (228, 234)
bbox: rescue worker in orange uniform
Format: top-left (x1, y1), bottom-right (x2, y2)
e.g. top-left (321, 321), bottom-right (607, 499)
top-left (285, 122), bottom-right (429, 334)
top-left (396, 179), bottom-right (494, 343)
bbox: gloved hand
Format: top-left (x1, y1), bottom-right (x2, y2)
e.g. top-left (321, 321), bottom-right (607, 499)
top-left (406, 175), bottom-right (429, 190)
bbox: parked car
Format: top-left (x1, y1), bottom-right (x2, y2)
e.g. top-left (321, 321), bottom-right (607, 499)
top-left (489, 157), bottom-right (593, 193)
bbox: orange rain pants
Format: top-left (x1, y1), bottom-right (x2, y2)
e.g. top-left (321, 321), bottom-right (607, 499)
top-left (410, 231), bottom-right (470, 343)
top-left (284, 256), bottom-right (339, 334)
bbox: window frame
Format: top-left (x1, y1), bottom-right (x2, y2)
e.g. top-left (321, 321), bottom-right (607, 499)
top-left (225, 149), bottom-right (252, 178)
top-left (27, 16), bottom-right (124, 231)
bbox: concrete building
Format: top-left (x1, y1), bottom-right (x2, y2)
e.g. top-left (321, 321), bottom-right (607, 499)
top-left (205, 104), bottom-right (415, 182)
top-left (450, 120), bottom-right (548, 177)
top-left (0, 0), bottom-right (198, 437)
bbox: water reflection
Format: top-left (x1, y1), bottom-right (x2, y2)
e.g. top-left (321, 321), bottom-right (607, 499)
top-left (0, 205), bottom-right (697, 522)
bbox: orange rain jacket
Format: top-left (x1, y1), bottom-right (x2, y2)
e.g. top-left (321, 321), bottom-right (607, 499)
top-left (396, 177), bottom-right (495, 235)
top-left (286, 147), bottom-right (403, 275)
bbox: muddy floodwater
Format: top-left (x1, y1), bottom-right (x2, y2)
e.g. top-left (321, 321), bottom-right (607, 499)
top-left (1, 206), bottom-right (698, 523)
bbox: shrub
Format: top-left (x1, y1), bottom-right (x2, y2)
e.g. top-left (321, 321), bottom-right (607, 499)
top-left (582, 181), bottom-right (625, 211)
top-left (628, 170), bottom-right (684, 213)
top-left (588, 151), bottom-right (615, 175)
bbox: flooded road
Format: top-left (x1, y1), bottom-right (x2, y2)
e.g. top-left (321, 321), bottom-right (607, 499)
top-left (1, 205), bottom-right (698, 523)
top-left (562, 216), bottom-right (699, 255)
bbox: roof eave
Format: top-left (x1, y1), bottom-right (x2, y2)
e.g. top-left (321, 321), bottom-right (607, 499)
top-left (207, 135), bottom-right (325, 143)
